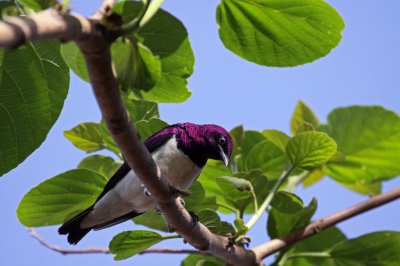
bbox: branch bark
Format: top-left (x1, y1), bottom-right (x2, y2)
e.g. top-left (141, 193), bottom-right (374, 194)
top-left (0, 6), bottom-right (258, 266)
top-left (252, 187), bottom-right (400, 261)
top-left (28, 228), bottom-right (210, 256)
top-left (2, 5), bottom-right (400, 266)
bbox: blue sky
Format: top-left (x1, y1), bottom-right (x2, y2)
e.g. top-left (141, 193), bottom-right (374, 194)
top-left (1, 0), bottom-right (400, 265)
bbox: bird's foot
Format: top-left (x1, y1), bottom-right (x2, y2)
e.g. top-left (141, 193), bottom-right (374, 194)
top-left (169, 185), bottom-right (190, 197)
top-left (188, 211), bottom-right (199, 227)
top-left (141, 184), bottom-right (151, 197)
top-left (179, 197), bottom-right (186, 207)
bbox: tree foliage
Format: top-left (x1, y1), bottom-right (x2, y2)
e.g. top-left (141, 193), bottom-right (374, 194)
top-left (0, 0), bottom-right (399, 265)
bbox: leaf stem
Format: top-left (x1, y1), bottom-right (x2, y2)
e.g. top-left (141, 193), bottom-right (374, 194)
top-left (120, 0), bottom-right (164, 35)
top-left (286, 251), bottom-right (330, 260)
top-left (244, 165), bottom-right (296, 231)
top-left (250, 188), bottom-right (258, 213)
top-left (162, 234), bottom-right (181, 240)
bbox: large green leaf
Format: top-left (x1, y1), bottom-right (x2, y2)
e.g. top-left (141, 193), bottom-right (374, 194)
top-left (64, 122), bottom-right (104, 152)
top-left (184, 181), bottom-right (206, 212)
top-left (262, 129), bottom-right (290, 151)
top-left (113, 1), bottom-right (194, 103)
top-left (246, 139), bottom-right (286, 179)
top-left (329, 231), bottom-right (400, 265)
top-left (217, 0), bottom-right (345, 67)
top-left (291, 100), bottom-right (320, 135)
top-left (17, 169), bottom-right (106, 226)
top-left (60, 42), bottom-right (88, 82)
top-left (111, 39), bottom-right (161, 93)
top-left (216, 176), bottom-right (252, 200)
top-left (323, 106), bottom-right (400, 187)
top-left (285, 227), bottom-right (347, 266)
top-left (134, 118), bottom-right (169, 140)
top-left (268, 197), bottom-right (317, 239)
top-left (123, 97), bottom-right (159, 122)
top-left (133, 211), bottom-right (169, 232)
top-left (109, 230), bottom-right (165, 260)
top-left (286, 132), bottom-right (337, 170)
top-left (78, 155), bottom-right (122, 179)
top-left (0, 41), bottom-right (69, 176)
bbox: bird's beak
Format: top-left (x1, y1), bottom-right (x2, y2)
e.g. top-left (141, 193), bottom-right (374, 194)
top-left (218, 145), bottom-right (229, 166)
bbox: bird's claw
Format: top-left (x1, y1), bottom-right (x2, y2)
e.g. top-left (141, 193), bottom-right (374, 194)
top-left (141, 184), bottom-right (151, 197)
top-left (188, 211), bottom-right (199, 227)
top-left (169, 185), bottom-right (190, 197)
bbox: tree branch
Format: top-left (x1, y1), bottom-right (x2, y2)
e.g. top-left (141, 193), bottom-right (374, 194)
top-left (28, 228), bottom-right (209, 256)
top-left (0, 7), bottom-right (258, 266)
top-left (3, 5), bottom-right (399, 266)
top-left (251, 187), bottom-right (400, 261)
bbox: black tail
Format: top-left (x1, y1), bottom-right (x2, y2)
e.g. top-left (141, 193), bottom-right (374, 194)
top-left (58, 207), bottom-right (93, 245)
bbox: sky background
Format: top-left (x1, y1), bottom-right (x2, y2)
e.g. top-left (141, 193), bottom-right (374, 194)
top-left (1, 0), bottom-right (400, 265)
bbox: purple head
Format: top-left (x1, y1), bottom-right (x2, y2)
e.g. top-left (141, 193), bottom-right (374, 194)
top-left (173, 123), bottom-right (233, 168)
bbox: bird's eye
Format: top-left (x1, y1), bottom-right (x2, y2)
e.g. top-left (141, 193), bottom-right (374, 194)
top-left (218, 136), bottom-right (226, 146)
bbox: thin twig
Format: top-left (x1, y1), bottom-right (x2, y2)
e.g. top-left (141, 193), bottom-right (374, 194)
top-left (28, 228), bottom-right (210, 256)
top-left (252, 187), bottom-right (400, 261)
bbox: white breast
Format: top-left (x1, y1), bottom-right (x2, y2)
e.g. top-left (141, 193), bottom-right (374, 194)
top-left (81, 137), bottom-right (201, 228)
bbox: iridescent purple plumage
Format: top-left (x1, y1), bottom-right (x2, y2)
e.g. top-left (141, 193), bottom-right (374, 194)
top-left (145, 122), bottom-right (233, 167)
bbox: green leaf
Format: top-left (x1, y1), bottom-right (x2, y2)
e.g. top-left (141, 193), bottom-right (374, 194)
top-left (133, 212), bottom-right (169, 232)
top-left (262, 129), bottom-right (290, 151)
top-left (182, 254), bottom-right (225, 266)
top-left (197, 209), bottom-right (221, 234)
top-left (134, 118), bottom-right (169, 140)
top-left (246, 139), bottom-right (286, 179)
top-left (123, 97), bottom-right (159, 122)
top-left (16, 0), bottom-right (55, 11)
top-left (268, 197), bottom-right (317, 238)
top-left (323, 106), bottom-right (400, 189)
top-left (77, 155), bottom-right (122, 179)
top-left (17, 169), bottom-right (106, 226)
top-left (216, 0), bottom-right (344, 67)
top-left (329, 231), bottom-right (400, 265)
top-left (302, 168), bottom-right (325, 187)
top-left (291, 100), bottom-right (320, 135)
top-left (184, 181), bottom-right (206, 212)
top-left (198, 160), bottom-right (231, 198)
top-left (339, 180), bottom-right (381, 196)
top-left (0, 41), bottom-right (69, 176)
top-left (286, 132), bottom-right (337, 170)
top-left (270, 191), bottom-right (303, 213)
top-left (285, 227), bottom-right (347, 266)
top-left (111, 39), bottom-right (161, 93)
top-left (60, 42), bottom-right (89, 82)
top-left (99, 120), bottom-right (122, 157)
top-left (114, 1), bottom-right (194, 103)
top-left (109, 230), bottom-right (164, 260)
top-left (64, 122), bottom-right (104, 152)
top-left (216, 176), bottom-right (252, 201)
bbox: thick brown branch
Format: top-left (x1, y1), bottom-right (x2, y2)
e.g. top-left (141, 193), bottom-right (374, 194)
top-left (79, 31), bottom-right (258, 266)
top-left (252, 187), bottom-right (400, 261)
top-left (0, 9), bottom-right (96, 48)
top-left (28, 228), bottom-right (209, 256)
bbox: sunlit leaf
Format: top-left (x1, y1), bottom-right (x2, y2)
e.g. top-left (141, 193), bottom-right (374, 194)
top-left (0, 41), bottom-right (69, 176)
top-left (323, 106), bottom-right (400, 190)
top-left (78, 155), bottom-right (122, 179)
top-left (268, 197), bottom-right (317, 238)
top-left (217, 0), bottom-right (345, 66)
top-left (286, 132), bottom-right (337, 170)
top-left (17, 169), bottom-right (106, 226)
top-left (109, 230), bottom-right (164, 260)
top-left (291, 100), bottom-right (319, 135)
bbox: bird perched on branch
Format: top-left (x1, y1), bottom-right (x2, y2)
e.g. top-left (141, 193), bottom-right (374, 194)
top-left (59, 122), bottom-right (233, 244)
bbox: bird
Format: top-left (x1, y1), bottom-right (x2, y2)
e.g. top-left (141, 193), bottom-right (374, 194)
top-left (58, 122), bottom-right (233, 244)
